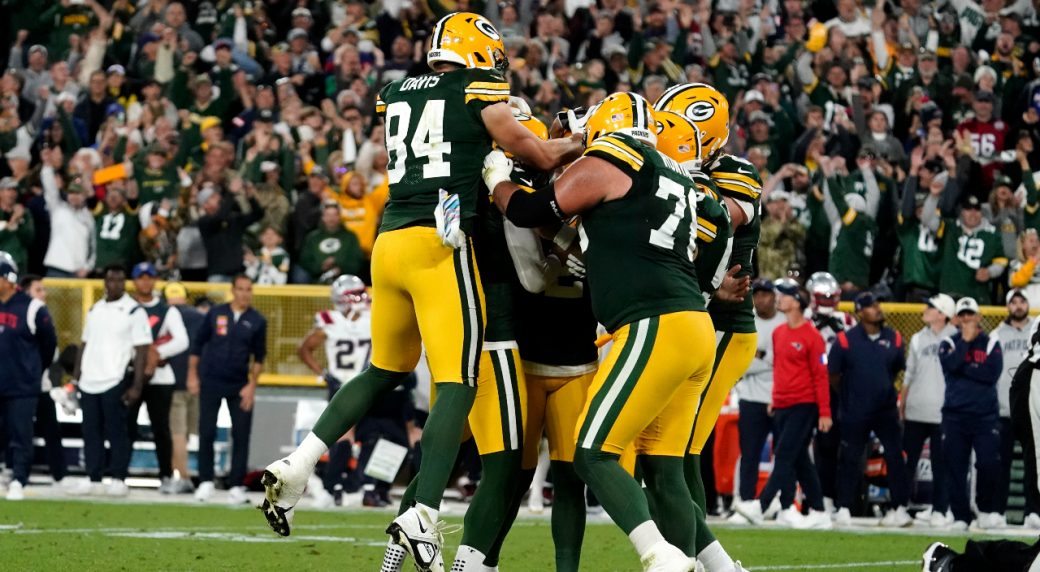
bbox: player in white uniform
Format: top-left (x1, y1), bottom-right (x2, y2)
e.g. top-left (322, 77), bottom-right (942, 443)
top-left (804, 272), bottom-right (856, 514)
top-left (298, 275), bottom-right (372, 505)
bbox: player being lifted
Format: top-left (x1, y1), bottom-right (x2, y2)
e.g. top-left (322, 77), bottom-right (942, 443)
top-left (297, 275), bottom-right (371, 504)
top-left (485, 92), bottom-right (715, 572)
top-left (655, 110), bottom-right (749, 572)
top-left (259, 12), bottom-right (582, 571)
top-left (655, 84), bottom-right (763, 533)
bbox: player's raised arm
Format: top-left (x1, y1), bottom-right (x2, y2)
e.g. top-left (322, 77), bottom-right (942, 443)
top-left (483, 103), bottom-right (585, 172)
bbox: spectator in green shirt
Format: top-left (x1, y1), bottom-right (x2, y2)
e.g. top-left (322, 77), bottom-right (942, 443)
top-left (93, 187), bottom-right (140, 272)
top-left (297, 203), bottom-right (363, 285)
top-left (0, 177), bottom-right (33, 272)
top-left (820, 155), bottom-right (880, 297)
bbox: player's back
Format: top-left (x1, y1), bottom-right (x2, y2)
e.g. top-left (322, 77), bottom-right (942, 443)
top-left (376, 67), bottom-right (509, 233)
top-left (580, 133), bottom-right (705, 332)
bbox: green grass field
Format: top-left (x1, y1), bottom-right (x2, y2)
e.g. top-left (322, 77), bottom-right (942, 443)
top-left (0, 499), bottom-right (988, 571)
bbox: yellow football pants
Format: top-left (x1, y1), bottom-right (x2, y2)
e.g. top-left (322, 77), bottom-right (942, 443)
top-left (687, 331), bottom-right (757, 455)
top-left (369, 226), bottom-right (485, 384)
top-left (522, 370), bottom-right (596, 469)
top-left (575, 311), bottom-right (716, 458)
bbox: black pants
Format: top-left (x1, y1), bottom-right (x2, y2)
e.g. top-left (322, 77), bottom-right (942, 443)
top-left (903, 420), bottom-right (947, 513)
top-left (198, 386), bottom-right (253, 486)
top-left (1011, 364), bottom-right (1040, 516)
top-left (738, 400), bottom-right (773, 501)
top-left (950, 537), bottom-right (1040, 571)
top-left (80, 383), bottom-right (130, 482)
top-left (838, 408), bottom-right (910, 510)
top-left (356, 416), bottom-right (409, 494)
top-left (127, 384), bottom-right (174, 479)
top-left (35, 391), bottom-right (66, 482)
top-left (758, 403), bottom-right (824, 511)
top-left (943, 413), bottom-right (1001, 523)
top-left (814, 396), bottom-right (841, 501)
top-left (1, 395), bottom-right (38, 485)
top-left (993, 417), bottom-right (1015, 514)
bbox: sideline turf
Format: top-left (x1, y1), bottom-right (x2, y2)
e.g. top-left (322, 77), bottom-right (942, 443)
top-left (0, 499), bottom-right (985, 570)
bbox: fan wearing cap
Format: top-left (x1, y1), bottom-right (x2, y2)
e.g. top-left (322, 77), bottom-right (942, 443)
top-left (0, 177), bottom-right (34, 274)
top-left (898, 151), bottom-right (946, 300)
top-left (957, 89), bottom-right (1008, 189)
top-left (0, 251), bottom-right (57, 501)
top-left (734, 278), bottom-right (832, 528)
top-left (130, 262), bottom-right (189, 494)
top-left (40, 156), bottom-right (96, 278)
top-left (817, 154), bottom-right (879, 295)
top-left (128, 142), bottom-right (182, 206)
top-left (900, 293), bottom-right (958, 528)
top-left (92, 186), bottom-right (141, 272)
top-left (984, 174), bottom-right (1021, 260)
top-left (938, 296), bottom-right (1004, 530)
top-left (923, 187), bottom-right (1008, 304)
top-left (731, 279), bottom-right (785, 513)
top-left (827, 292), bottom-right (912, 528)
top-left (988, 289), bottom-right (1035, 528)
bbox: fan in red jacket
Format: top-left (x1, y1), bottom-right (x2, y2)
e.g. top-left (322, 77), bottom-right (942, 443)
top-left (735, 278), bottom-right (833, 529)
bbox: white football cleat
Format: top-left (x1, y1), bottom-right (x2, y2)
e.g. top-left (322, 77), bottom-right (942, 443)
top-left (880, 506), bottom-right (913, 528)
top-left (833, 507), bottom-right (852, 527)
top-left (386, 505), bottom-right (450, 572)
top-left (640, 541), bottom-right (697, 572)
top-left (195, 481), bottom-right (215, 502)
top-left (726, 511), bottom-right (750, 524)
top-left (307, 474), bottom-right (335, 509)
top-left (930, 510), bottom-right (952, 528)
top-left (776, 506), bottom-right (805, 528)
top-left (227, 486), bottom-right (249, 505)
top-left (1025, 513), bottom-right (1040, 529)
top-left (105, 479), bottom-right (129, 497)
top-left (6, 481), bottom-right (24, 501)
top-left (948, 520), bottom-right (968, 532)
top-left (733, 499), bottom-right (764, 525)
top-left (914, 508), bottom-right (933, 524)
top-left (763, 496), bottom-right (782, 519)
top-left (260, 457), bottom-right (312, 536)
top-left (797, 509), bottom-right (833, 530)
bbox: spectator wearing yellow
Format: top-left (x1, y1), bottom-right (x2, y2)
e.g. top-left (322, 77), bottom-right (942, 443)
top-left (1010, 229), bottom-right (1040, 307)
top-left (329, 170), bottom-right (387, 259)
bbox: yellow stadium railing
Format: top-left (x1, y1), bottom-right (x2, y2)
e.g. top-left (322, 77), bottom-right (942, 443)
top-left (40, 279), bottom-right (1027, 388)
top-left (43, 278), bottom-right (334, 387)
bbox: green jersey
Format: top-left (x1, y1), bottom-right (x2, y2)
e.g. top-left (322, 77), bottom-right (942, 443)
top-left (1019, 171), bottom-right (1040, 232)
top-left (0, 209), bottom-right (34, 273)
top-left (897, 214), bottom-right (942, 290)
top-left (299, 226), bottom-right (365, 283)
top-left (690, 173), bottom-right (733, 301)
top-left (827, 189), bottom-right (877, 290)
top-left (706, 154), bottom-right (762, 334)
top-left (94, 207), bottom-right (141, 269)
top-left (376, 67), bottom-right (509, 233)
top-left (937, 219), bottom-right (1008, 302)
top-left (580, 133), bottom-right (705, 332)
top-left (134, 164), bottom-right (180, 205)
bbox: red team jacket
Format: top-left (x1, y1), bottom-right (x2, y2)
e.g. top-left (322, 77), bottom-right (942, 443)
top-left (771, 320), bottom-right (831, 417)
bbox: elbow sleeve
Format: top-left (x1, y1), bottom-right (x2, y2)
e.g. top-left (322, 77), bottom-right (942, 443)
top-left (504, 184), bottom-right (567, 228)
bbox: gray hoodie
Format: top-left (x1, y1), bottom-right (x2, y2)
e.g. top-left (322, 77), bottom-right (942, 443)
top-left (992, 318), bottom-right (1035, 417)
top-left (904, 323), bottom-right (958, 424)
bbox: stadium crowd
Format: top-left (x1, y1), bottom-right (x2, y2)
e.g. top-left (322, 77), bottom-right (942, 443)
top-left (8, 0), bottom-right (1040, 557)
top-left (2, 0), bottom-right (1040, 303)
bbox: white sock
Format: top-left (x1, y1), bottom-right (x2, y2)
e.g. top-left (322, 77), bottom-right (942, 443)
top-left (291, 433), bottom-right (329, 468)
top-left (449, 545), bottom-right (485, 572)
top-left (381, 540), bottom-right (407, 572)
top-left (629, 521), bottom-right (666, 557)
top-left (697, 540), bottom-right (734, 571)
top-left (417, 502), bottom-right (440, 523)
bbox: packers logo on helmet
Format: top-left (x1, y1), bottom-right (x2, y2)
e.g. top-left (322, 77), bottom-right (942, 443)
top-left (584, 92), bottom-right (657, 147)
top-left (654, 83), bottom-right (730, 161)
top-left (427, 12), bottom-right (509, 72)
top-left (655, 110), bottom-right (703, 173)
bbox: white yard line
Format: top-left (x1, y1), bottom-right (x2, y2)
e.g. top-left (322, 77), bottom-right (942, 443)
top-left (751, 561), bottom-right (919, 570)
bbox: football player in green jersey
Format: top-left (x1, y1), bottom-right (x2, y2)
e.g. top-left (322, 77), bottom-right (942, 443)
top-left (654, 84), bottom-right (762, 557)
top-left (259, 13), bottom-right (582, 572)
top-left (486, 92), bottom-right (715, 572)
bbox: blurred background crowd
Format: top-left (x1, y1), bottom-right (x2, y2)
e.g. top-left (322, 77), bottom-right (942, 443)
top-left (6, 0), bottom-right (1040, 304)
